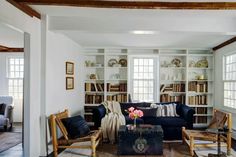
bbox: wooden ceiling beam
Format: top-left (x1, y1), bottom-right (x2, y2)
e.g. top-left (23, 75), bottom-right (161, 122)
top-left (0, 45), bottom-right (24, 52)
top-left (213, 36), bottom-right (236, 51)
top-left (14, 0), bottom-right (236, 10)
top-left (7, 0), bottom-right (41, 19)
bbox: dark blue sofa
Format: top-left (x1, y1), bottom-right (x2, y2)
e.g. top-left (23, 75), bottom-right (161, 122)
top-left (92, 102), bottom-right (195, 140)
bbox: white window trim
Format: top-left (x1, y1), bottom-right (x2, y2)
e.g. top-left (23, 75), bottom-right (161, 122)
top-left (6, 55), bottom-right (24, 78)
top-left (129, 55), bottom-right (159, 102)
top-left (223, 51), bottom-right (236, 111)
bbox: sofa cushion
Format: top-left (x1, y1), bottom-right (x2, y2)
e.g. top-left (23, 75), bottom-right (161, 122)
top-left (143, 117), bottom-right (187, 127)
top-left (136, 107), bottom-right (157, 117)
top-left (0, 103), bottom-right (6, 115)
top-left (61, 115), bottom-right (90, 139)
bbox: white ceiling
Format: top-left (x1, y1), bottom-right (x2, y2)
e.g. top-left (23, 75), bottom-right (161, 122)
top-left (32, 5), bottom-right (236, 48)
top-left (0, 23), bottom-right (23, 47)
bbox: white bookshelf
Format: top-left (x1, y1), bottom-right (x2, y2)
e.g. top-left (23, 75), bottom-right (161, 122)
top-left (82, 48), bottom-right (214, 128)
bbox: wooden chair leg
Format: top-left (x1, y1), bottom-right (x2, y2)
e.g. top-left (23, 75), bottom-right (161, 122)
top-left (190, 136), bottom-right (194, 156)
top-left (227, 133), bottom-right (231, 155)
top-left (182, 127), bottom-right (186, 144)
top-left (53, 150), bottom-right (58, 157)
top-left (91, 137), bottom-right (96, 157)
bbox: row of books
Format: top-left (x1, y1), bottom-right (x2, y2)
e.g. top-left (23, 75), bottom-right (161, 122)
top-left (107, 94), bottom-right (127, 102)
top-left (193, 107), bottom-right (208, 114)
top-left (188, 82), bottom-right (208, 93)
top-left (85, 94), bottom-right (104, 104)
top-left (85, 83), bottom-right (104, 92)
top-left (194, 117), bottom-right (207, 123)
top-left (188, 95), bottom-right (207, 105)
top-left (160, 94), bottom-right (185, 104)
top-left (160, 84), bottom-right (185, 92)
top-left (107, 83), bottom-right (127, 92)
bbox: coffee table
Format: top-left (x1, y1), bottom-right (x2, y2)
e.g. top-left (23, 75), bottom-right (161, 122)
top-left (117, 124), bottom-right (163, 155)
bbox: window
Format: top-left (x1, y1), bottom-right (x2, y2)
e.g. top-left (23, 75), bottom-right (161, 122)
top-left (130, 57), bottom-right (158, 102)
top-left (7, 57), bottom-right (24, 99)
top-left (223, 53), bottom-right (236, 109)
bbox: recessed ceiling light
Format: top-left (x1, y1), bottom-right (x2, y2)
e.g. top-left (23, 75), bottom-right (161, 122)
top-left (131, 30), bottom-right (156, 35)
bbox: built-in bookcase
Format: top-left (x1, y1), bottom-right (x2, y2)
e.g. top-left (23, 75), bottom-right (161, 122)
top-left (83, 48), bottom-right (214, 128)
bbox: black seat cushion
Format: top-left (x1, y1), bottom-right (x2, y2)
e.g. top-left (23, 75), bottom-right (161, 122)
top-left (0, 103), bottom-right (6, 115)
top-left (61, 115), bottom-right (90, 139)
top-left (143, 117), bottom-right (187, 127)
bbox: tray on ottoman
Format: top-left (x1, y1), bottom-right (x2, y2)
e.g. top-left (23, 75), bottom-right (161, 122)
top-left (118, 124), bottom-right (163, 155)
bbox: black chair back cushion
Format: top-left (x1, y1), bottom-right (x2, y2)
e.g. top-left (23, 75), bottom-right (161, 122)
top-left (61, 115), bottom-right (90, 139)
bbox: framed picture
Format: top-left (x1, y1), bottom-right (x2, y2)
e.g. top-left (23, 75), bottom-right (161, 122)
top-left (66, 61), bottom-right (74, 75)
top-left (66, 77), bottom-right (74, 90)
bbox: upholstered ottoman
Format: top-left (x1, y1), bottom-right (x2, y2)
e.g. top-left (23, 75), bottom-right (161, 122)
top-left (117, 125), bottom-right (163, 155)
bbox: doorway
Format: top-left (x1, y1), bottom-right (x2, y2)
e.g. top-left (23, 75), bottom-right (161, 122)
top-left (0, 22), bottom-right (24, 155)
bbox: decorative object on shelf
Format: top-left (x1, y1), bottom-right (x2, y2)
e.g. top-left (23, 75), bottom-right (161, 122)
top-left (189, 60), bottom-right (195, 67)
top-left (89, 74), bottom-right (98, 80)
top-left (110, 73), bottom-right (120, 80)
top-left (112, 63), bottom-right (121, 67)
top-left (66, 77), bottom-right (74, 90)
top-left (126, 107), bottom-right (143, 128)
top-left (195, 57), bottom-right (208, 68)
top-left (171, 58), bottom-right (182, 67)
top-left (66, 61), bottom-right (74, 75)
top-left (119, 58), bottom-right (127, 67)
top-left (108, 58), bottom-right (118, 67)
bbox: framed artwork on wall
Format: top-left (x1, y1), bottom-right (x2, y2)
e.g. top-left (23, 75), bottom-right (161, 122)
top-left (66, 77), bottom-right (74, 90)
top-left (66, 61), bottom-right (74, 75)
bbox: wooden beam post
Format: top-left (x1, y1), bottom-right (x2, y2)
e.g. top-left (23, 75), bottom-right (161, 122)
top-left (213, 36), bottom-right (236, 51)
top-left (14, 0), bottom-right (236, 10)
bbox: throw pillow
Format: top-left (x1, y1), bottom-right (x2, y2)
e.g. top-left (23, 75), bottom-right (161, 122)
top-left (136, 107), bottom-right (157, 117)
top-left (161, 103), bottom-right (179, 117)
top-left (61, 115), bottom-right (90, 139)
top-left (0, 103), bottom-right (6, 115)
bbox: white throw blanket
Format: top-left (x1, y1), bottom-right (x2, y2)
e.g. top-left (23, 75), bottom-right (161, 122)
top-left (101, 101), bottom-right (125, 143)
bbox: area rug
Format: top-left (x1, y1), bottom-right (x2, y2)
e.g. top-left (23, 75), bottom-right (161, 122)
top-left (59, 141), bottom-right (192, 157)
top-left (59, 141), bottom-right (236, 157)
top-left (0, 132), bottom-right (22, 153)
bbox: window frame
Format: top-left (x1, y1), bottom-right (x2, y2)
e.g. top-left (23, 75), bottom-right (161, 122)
top-left (223, 51), bottom-right (236, 110)
top-left (129, 55), bottom-right (159, 103)
top-left (6, 55), bottom-right (24, 99)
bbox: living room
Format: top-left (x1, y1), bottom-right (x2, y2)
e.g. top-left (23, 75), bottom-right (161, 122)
top-left (1, 0), bottom-right (236, 157)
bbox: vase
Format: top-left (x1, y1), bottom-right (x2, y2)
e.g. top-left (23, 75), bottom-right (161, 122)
top-left (134, 118), bottom-right (137, 128)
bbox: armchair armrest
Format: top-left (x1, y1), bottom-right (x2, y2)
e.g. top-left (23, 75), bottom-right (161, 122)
top-left (92, 105), bottom-right (106, 129)
top-left (179, 104), bottom-right (195, 129)
top-left (4, 105), bottom-right (13, 124)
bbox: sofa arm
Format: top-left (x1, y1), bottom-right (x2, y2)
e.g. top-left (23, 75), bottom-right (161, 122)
top-left (92, 105), bottom-right (106, 129)
top-left (179, 104), bottom-right (195, 129)
top-left (4, 105), bottom-right (13, 124)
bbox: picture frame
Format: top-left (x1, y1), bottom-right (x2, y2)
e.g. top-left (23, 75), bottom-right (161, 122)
top-left (66, 77), bottom-right (74, 90)
top-left (66, 61), bottom-right (74, 75)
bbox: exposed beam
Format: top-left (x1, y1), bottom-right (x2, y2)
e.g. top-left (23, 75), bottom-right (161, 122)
top-left (14, 0), bottom-right (236, 10)
top-left (7, 0), bottom-right (41, 19)
top-left (213, 36), bottom-right (236, 51)
top-left (0, 45), bottom-right (24, 52)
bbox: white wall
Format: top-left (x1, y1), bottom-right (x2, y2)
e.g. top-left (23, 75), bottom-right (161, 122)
top-left (0, 53), bottom-right (24, 122)
top-left (45, 28), bottom-right (83, 116)
top-left (0, 1), bottom-right (41, 157)
top-left (214, 42), bottom-right (236, 139)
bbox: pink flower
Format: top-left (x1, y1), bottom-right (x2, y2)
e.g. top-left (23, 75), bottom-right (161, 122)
top-left (137, 110), bottom-right (144, 117)
top-left (128, 107), bottom-right (135, 112)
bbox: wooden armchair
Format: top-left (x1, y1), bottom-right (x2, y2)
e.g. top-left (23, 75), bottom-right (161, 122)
top-left (49, 109), bottom-right (102, 157)
top-left (182, 109), bottom-right (232, 156)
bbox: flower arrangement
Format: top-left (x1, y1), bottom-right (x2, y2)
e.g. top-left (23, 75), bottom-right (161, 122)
top-left (127, 107), bottom-right (144, 127)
